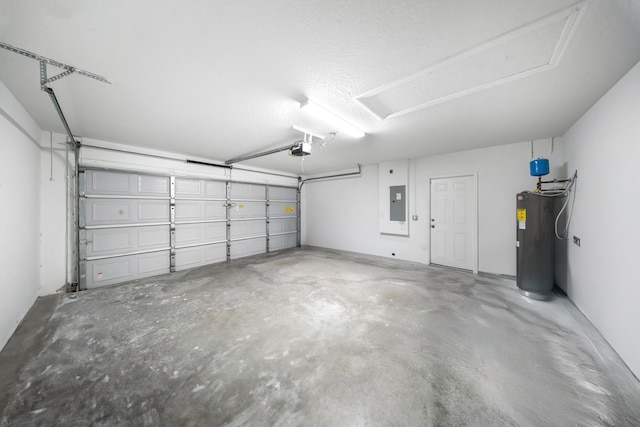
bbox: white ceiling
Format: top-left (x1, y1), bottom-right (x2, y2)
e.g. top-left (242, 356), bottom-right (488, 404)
top-left (1, 0), bottom-right (639, 175)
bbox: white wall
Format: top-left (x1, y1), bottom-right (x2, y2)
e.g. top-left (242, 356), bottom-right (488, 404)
top-left (418, 140), bottom-right (566, 275)
top-left (560, 60), bottom-right (640, 378)
top-left (302, 164), bottom-right (388, 258)
top-left (39, 132), bottom-right (73, 295)
top-left (0, 82), bottom-right (42, 351)
top-left (303, 139), bottom-right (566, 275)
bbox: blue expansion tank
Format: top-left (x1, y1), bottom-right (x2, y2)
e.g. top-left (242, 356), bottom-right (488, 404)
top-left (530, 158), bottom-right (549, 177)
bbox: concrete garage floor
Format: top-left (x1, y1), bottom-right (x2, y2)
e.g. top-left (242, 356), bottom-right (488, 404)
top-left (1, 248), bottom-right (639, 426)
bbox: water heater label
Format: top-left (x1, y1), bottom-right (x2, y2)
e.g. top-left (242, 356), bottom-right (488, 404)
top-left (519, 221), bottom-right (526, 230)
top-left (517, 209), bottom-right (527, 221)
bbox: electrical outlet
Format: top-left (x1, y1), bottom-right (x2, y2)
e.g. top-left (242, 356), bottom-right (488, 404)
top-left (573, 236), bottom-right (581, 246)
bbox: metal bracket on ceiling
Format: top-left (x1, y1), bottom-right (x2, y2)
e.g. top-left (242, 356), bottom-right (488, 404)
top-left (1, 41), bottom-right (112, 85)
top-left (0, 41), bottom-right (112, 147)
top-left (42, 65), bottom-right (76, 86)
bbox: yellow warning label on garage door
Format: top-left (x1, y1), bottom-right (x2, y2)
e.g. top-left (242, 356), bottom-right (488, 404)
top-left (285, 206), bottom-right (295, 213)
top-left (517, 209), bottom-right (526, 221)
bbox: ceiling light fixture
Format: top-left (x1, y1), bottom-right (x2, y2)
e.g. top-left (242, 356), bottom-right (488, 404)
top-left (300, 99), bottom-right (365, 138)
top-left (292, 125), bottom-right (325, 140)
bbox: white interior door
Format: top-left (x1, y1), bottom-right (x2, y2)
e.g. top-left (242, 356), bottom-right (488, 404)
top-left (430, 175), bottom-right (476, 271)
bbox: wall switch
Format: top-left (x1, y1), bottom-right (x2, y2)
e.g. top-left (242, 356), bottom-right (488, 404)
top-left (573, 236), bottom-right (581, 246)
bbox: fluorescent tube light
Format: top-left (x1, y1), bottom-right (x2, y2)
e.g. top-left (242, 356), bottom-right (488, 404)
top-left (292, 125), bottom-right (325, 140)
top-left (300, 99), bottom-right (365, 138)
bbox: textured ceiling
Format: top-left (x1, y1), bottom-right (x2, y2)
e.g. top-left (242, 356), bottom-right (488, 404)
top-left (1, 0), bottom-right (640, 175)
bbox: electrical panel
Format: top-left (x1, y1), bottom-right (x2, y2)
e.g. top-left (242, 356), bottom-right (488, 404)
top-left (390, 185), bottom-right (406, 221)
top-left (379, 160), bottom-right (409, 236)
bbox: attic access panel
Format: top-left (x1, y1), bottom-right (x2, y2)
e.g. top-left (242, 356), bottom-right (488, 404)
top-left (356, 2), bottom-right (588, 119)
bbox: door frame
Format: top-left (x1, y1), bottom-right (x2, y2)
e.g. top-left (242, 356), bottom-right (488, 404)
top-left (428, 173), bottom-right (479, 274)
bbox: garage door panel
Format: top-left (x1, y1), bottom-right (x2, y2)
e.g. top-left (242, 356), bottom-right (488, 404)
top-left (175, 224), bottom-right (200, 244)
top-left (138, 175), bottom-right (170, 194)
top-left (204, 203), bottom-right (226, 218)
top-left (175, 178), bottom-right (226, 199)
top-left (86, 199), bottom-right (169, 226)
top-left (204, 223), bottom-right (227, 241)
top-left (203, 244), bottom-right (227, 264)
top-left (205, 181), bottom-right (227, 198)
top-left (89, 170), bottom-right (131, 194)
top-left (175, 178), bottom-right (201, 196)
top-left (270, 234), bottom-right (297, 251)
top-left (230, 183), bottom-right (265, 200)
top-left (176, 201), bottom-right (226, 221)
top-left (270, 218), bottom-right (297, 234)
top-left (269, 186), bottom-right (297, 201)
top-left (89, 258), bottom-right (132, 285)
top-left (90, 229), bottom-right (131, 254)
top-left (175, 223), bottom-right (226, 246)
top-left (87, 226), bottom-right (169, 258)
top-left (229, 201), bottom-right (265, 219)
top-left (86, 170), bottom-right (169, 197)
top-left (138, 201), bottom-right (171, 221)
top-left (230, 220), bottom-right (266, 239)
top-left (89, 201), bottom-right (131, 223)
top-left (139, 252), bottom-right (170, 274)
top-left (175, 202), bottom-right (200, 220)
top-left (85, 251), bottom-right (170, 289)
top-left (230, 237), bottom-right (267, 260)
top-left (138, 226), bottom-right (171, 247)
top-left (175, 243), bottom-right (227, 271)
top-left (268, 202), bottom-right (297, 217)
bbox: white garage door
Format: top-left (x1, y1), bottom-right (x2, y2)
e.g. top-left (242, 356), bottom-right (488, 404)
top-left (268, 186), bottom-right (298, 251)
top-left (79, 169), bottom-right (299, 289)
top-left (79, 170), bottom-right (171, 289)
top-left (174, 177), bottom-right (228, 271)
top-left (229, 182), bottom-right (267, 260)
